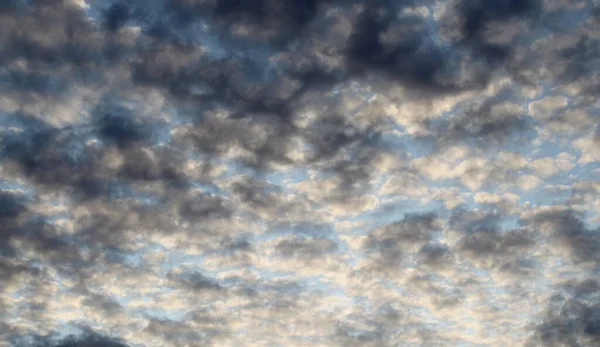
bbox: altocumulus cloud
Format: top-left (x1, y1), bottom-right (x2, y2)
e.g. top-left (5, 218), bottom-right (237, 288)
top-left (0, 0), bottom-right (599, 346)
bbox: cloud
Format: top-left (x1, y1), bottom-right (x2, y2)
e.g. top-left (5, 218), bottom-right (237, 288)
top-left (573, 125), bottom-right (600, 163)
top-left (431, 95), bottom-right (533, 148)
top-left (527, 209), bottom-right (600, 265)
top-left (275, 236), bottom-right (338, 259)
top-left (361, 213), bottom-right (440, 274)
top-left (517, 174), bottom-right (544, 191)
top-left (416, 244), bottom-right (455, 270)
top-left (457, 227), bottom-right (537, 270)
top-left (1, 0), bottom-right (599, 345)
top-left (528, 279), bottom-right (600, 346)
top-left (9, 326), bottom-right (130, 347)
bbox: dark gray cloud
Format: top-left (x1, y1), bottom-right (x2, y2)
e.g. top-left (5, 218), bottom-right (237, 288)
top-left (0, 191), bottom-right (27, 221)
top-left (528, 279), bottom-right (600, 346)
top-left (0, 190), bottom-right (87, 280)
top-left (446, 0), bottom-right (541, 44)
top-left (366, 213), bottom-right (438, 248)
top-left (529, 209), bottom-right (600, 264)
top-left (416, 244), bottom-right (455, 269)
top-left (167, 270), bottom-right (223, 292)
top-left (93, 103), bottom-right (155, 148)
top-left (450, 208), bottom-right (503, 233)
top-left (0, 1), bottom-right (97, 66)
top-left (2, 124), bottom-right (112, 199)
top-left (426, 88), bottom-right (535, 148)
top-left (458, 228), bottom-right (535, 257)
top-left (116, 146), bottom-right (187, 184)
top-left (449, 208), bottom-right (540, 273)
top-left (457, 227), bottom-right (537, 271)
top-left (9, 326), bottom-right (130, 347)
top-left (178, 193), bottom-right (232, 222)
top-left (362, 213), bottom-right (439, 273)
top-left (143, 317), bottom-right (226, 346)
top-left (103, 2), bottom-right (131, 32)
top-left (345, 3), bottom-right (457, 89)
top-left (275, 236), bottom-right (338, 259)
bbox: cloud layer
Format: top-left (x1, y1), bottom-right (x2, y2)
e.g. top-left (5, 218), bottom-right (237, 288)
top-left (0, 0), bottom-right (599, 346)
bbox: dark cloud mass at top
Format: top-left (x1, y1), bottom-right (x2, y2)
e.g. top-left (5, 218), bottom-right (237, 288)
top-left (0, 0), bottom-right (599, 345)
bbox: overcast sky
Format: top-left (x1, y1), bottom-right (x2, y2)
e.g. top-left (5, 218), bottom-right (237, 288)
top-left (1, 0), bottom-right (600, 346)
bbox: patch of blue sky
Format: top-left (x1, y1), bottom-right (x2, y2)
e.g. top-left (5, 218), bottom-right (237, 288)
top-left (347, 294), bottom-right (374, 313)
top-left (133, 193), bottom-right (165, 206)
top-left (515, 187), bottom-right (553, 207)
top-left (496, 215), bottom-right (521, 230)
top-left (8, 284), bottom-right (31, 302)
top-left (231, 265), bottom-right (295, 282)
top-left (189, 180), bottom-right (227, 197)
top-left (525, 83), bottom-right (575, 118)
top-left (298, 275), bottom-right (342, 294)
top-left (531, 139), bottom-right (574, 159)
top-left (108, 287), bottom-right (172, 313)
top-left (217, 159), bottom-right (260, 179)
top-left (572, 161), bottom-right (600, 180)
top-left (523, 180), bottom-right (580, 209)
top-left (381, 129), bottom-right (435, 158)
top-left (318, 283), bottom-right (349, 300)
top-left (262, 221), bottom-right (334, 239)
top-left (0, 180), bottom-right (35, 196)
top-left (153, 247), bottom-right (206, 274)
top-left (380, 279), bottom-right (409, 295)
top-left (264, 166), bottom-right (310, 187)
top-left (545, 175), bottom-right (580, 192)
top-left (134, 305), bottom-right (189, 322)
top-left (102, 181), bottom-right (165, 206)
top-left (102, 246), bottom-right (145, 268)
top-left (103, 180), bottom-right (136, 200)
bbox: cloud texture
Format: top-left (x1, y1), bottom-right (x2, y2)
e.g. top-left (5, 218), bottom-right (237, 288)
top-left (0, 0), bottom-right (599, 346)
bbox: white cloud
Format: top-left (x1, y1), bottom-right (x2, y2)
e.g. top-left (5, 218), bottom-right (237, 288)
top-left (527, 155), bottom-right (575, 178)
top-left (528, 95), bottom-right (568, 120)
top-left (573, 133), bottom-right (600, 163)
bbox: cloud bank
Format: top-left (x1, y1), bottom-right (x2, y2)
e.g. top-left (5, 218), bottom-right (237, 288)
top-left (0, 0), bottom-right (599, 346)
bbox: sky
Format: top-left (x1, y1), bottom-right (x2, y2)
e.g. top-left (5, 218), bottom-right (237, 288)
top-left (0, 0), bottom-right (599, 346)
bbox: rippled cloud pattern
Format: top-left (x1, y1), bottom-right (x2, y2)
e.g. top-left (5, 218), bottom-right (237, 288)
top-left (1, 0), bottom-right (600, 346)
